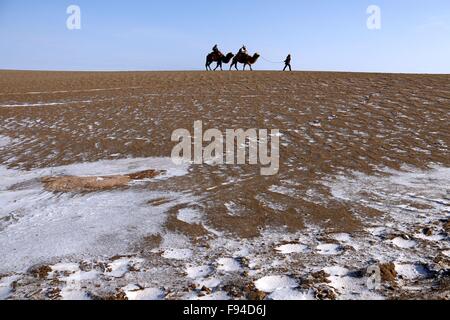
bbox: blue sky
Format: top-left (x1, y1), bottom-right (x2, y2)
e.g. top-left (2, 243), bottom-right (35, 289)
top-left (1, 0), bottom-right (449, 73)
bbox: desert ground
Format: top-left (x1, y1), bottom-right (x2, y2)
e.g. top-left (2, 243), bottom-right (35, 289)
top-left (0, 70), bottom-right (449, 300)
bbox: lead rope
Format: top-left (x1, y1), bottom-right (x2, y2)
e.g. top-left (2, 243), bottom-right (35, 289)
top-left (260, 56), bottom-right (285, 64)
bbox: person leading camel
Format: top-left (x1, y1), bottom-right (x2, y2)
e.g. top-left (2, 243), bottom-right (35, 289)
top-left (283, 54), bottom-right (292, 71)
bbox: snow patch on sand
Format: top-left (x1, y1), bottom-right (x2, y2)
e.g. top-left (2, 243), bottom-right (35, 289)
top-left (254, 275), bottom-right (297, 293)
top-left (194, 277), bottom-right (221, 289)
top-left (162, 248), bottom-right (193, 260)
top-left (414, 233), bottom-right (445, 242)
top-left (0, 100), bottom-right (94, 108)
top-left (52, 264), bottom-right (99, 300)
top-left (0, 157), bottom-right (191, 273)
top-left (0, 136), bottom-right (12, 148)
top-left (317, 243), bottom-right (343, 255)
top-left (395, 264), bottom-right (431, 280)
top-left (177, 208), bottom-right (202, 224)
top-left (186, 265), bottom-right (214, 279)
top-left (217, 258), bottom-right (242, 273)
top-left (331, 233), bottom-right (352, 243)
top-left (106, 258), bottom-right (143, 278)
top-left (0, 275), bottom-right (20, 300)
top-left (367, 227), bottom-right (389, 237)
top-left (124, 285), bottom-right (165, 300)
top-left (269, 185), bottom-right (296, 197)
top-left (196, 291), bottom-right (230, 300)
top-left (391, 237), bottom-right (417, 249)
top-left (324, 266), bottom-right (384, 300)
top-left (325, 165), bottom-right (449, 218)
top-left (275, 243), bottom-right (308, 254)
top-left (268, 288), bottom-right (315, 300)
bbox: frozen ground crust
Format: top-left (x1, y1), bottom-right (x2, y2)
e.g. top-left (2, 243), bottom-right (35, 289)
top-left (0, 157), bottom-right (190, 272)
top-left (0, 135), bottom-right (12, 148)
top-left (324, 165), bottom-right (450, 232)
top-left (0, 163), bottom-right (449, 300)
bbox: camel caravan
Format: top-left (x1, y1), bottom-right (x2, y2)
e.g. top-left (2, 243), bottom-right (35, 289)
top-left (206, 45), bottom-right (261, 71)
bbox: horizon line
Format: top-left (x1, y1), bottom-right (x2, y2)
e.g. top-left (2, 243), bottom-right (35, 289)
top-left (1, 69), bottom-right (449, 76)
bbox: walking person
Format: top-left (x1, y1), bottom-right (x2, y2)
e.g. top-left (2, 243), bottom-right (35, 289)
top-left (283, 54), bottom-right (292, 71)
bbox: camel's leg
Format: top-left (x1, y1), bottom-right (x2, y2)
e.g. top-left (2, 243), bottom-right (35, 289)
top-left (250, 64), bottom-right (253, 71)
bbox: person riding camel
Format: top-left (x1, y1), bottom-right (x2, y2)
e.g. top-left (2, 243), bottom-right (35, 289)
top-left (212, 44), bottom-right (223, 57)
top-left (238, 45), bottom-right (248, 56)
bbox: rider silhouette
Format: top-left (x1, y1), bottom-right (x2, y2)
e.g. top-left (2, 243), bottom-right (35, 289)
top-left (212, 44), bottom-right (223, 57)
top-left (239, 45), bottom-right (248, 55)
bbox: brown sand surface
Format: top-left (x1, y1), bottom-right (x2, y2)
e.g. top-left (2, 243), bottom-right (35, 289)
top-left (1, 70), bottom-right (448, 236)
top-left (41, 170), bottom-right (161, 192)
top-left (0, 71), bottom-right (449, 300)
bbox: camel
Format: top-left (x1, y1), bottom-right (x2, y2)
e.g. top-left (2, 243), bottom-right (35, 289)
top-left (230, 52), bottom-right (261, 71)
top-left (205, 52), bottom-right (235, 71)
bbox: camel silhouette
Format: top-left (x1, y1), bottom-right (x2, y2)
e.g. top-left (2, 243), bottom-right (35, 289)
top-left (205, 52), bottom-right (235, 71)
top-left (230, 52), bottom-right (261, 71)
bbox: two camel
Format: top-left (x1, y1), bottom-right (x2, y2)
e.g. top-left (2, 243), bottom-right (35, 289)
top-left (206, 51), bottom-right (260, 71)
